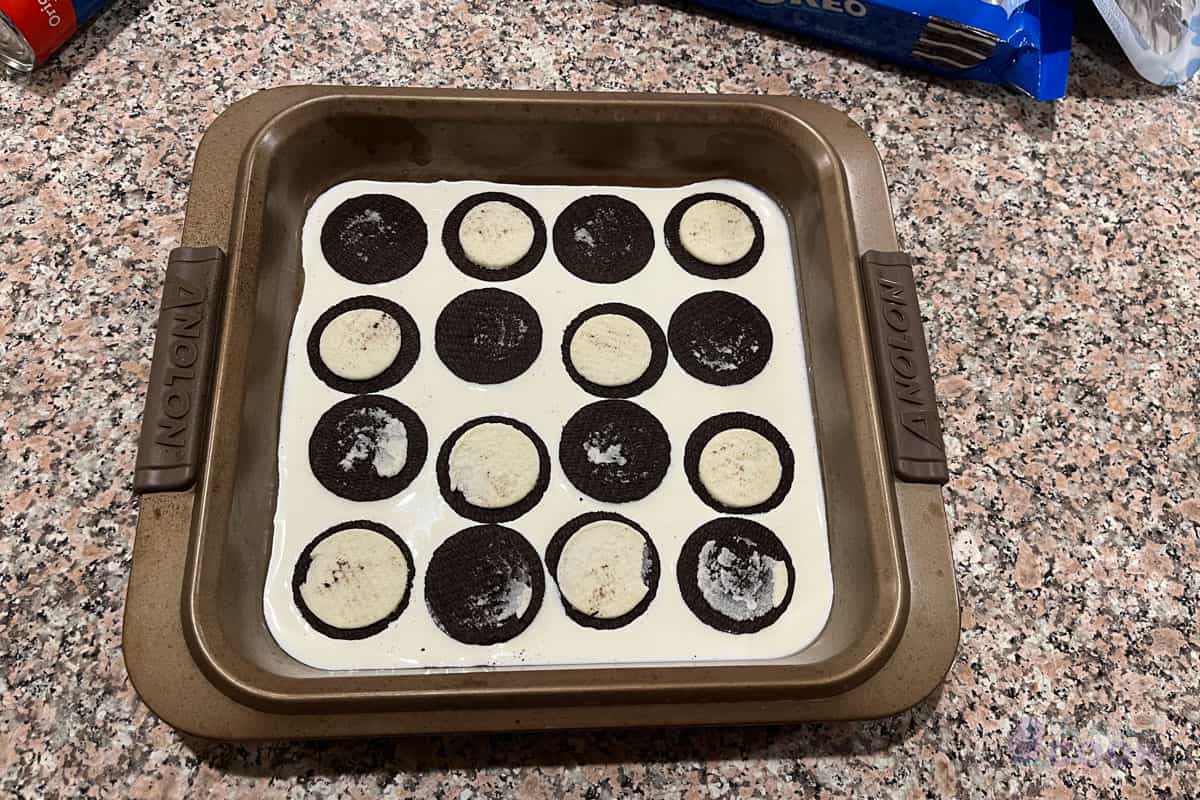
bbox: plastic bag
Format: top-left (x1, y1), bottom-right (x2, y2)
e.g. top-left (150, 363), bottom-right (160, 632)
top-left (1091, 0), bottom-right (1200, 84)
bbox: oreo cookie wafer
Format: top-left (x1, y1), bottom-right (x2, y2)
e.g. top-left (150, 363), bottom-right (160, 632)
top-left (435, 288), bottom-right (543, 384)
top-left (559, 400), bottom-right (670, 503)
top-left (545, 512), bottom-right (660, 630)
top-left (553, 195), bottom-right (654, 284)
top-left (321, 194), bottom-right (427, 283)
top-left (308, 395), bottom-right (428, 501)
top-left (436, 416), bottom-right (551, 523)
top-left (677, 518), bottom-right (795, 635)
top-left (307, 296), bottom-right (420, 394)
top-left (424, 524), bottom-right (545, 646)
top-left (669, 291), bottom-right (773, 386)
top-left (665, 193), bottom-right (764, 279)
top-left (292, 520), bottom-right (415, 640)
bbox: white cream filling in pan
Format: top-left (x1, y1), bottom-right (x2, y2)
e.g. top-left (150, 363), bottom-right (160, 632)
top-left (266, 178), bottom-right (831, 670)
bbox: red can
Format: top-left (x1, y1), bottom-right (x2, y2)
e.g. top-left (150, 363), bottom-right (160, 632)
top-left (0, 0), bottom-right (110, 72)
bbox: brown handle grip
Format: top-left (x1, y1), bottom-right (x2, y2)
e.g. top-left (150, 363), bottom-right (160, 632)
top-left (134, 247), bottom-right (227, 493)
top-left (860, 251), bottom-right (949, 484)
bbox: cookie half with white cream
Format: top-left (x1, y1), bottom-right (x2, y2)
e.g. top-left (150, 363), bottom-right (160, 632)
top-left (442, 192), bottom-right (547, 281)
top-left (545, 512), bottom-right (660, 630)
top-left (307, 296), bottom-right (420, 394)
top-left (291, 520), bottom-right (415, 640)
top-left (684, 412), bottom-right (794, 514)
top-left (436, 416), bottom-right (551, 523)
top-left (665, 192), bottom-right (764, 279)
top-left (561, 303), bottom-right (667, 399)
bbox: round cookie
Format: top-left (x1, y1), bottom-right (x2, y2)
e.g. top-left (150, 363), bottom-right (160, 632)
top-left (436, 416), bottom-right (551, 523)
top-left (320, 194), bottom-right (427, 283)
top-left (307, 296), bottom-right (420, 394)
top-left (677, 518), bottom-right (795, 634)
top-left (552, 195), bottom-right (654, 284)
top-left (559, 400), bottom-right (671, 503)
top-left (435, 288), bottom-right (543, 384)
top-left (668, 291), bottom-right (773, 386)
top-left (664, 193), bottom-right (764, 279)
top-left (545, 512), bottom-right (660, 630)
top-left (308, 395), bottom-right (428, 501)
top-left (684, 412), bottom-right (794, 514)
top-left (424, 524), bottom-right (545, 645)
top-left (560, 303), bottom-right (668, 399)
top-left (442, 192), bottom-right (547, 281)
top-left (291, 520), bottom-right (414, 640)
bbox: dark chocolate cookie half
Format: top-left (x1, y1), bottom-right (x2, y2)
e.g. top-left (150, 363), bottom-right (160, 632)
top-left (308, 395), bottom-right (428, 501)
top-left (677, 518), bottom-right (795, 634)
top-left (559, 400), bottom-right (670, 503)
top-left (552, 195), bottom-right (654, 284)
top-left (321, 194), bottom-right (427, 283)
top-left (668, 291), bottom-right (773, 386)
top-left (435, 288), bottom-right (543, 384)
top-left (424, 524), bottom-right (545, 645)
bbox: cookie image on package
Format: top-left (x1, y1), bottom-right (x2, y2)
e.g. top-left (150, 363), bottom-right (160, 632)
top-left (552, 195), bottom-right (654, 284)
top-left (665, 193), bottom-right (764, 279)
top-left (424, 524), bottom-right (545, 645)
top-left (545, 512), bottom-right (660, 630)
top-left (677, 518), bottom-right (795, 634)
top-left (308, 395), bottom-right (428, 501)
top-left (442, 192), bottom-right (547, 281)
top-left (320, 194), bottom-right (427, 283)
top-left (561, 303), bottom-right (668, 398)
top-left (684, 412), bottom-right (794, 514)
top-left (306, 296), bottom-right (420, 394)
top-left (559, 400), bottom-right (670, 503)
top-left (669, 291), bottom-right (773, 386)
top-left (435, 288), bottom-right (543, 384)
top-left (436, 416), bottom-right (551, 523)
top-left (291, 520), bottom-right (415, 640)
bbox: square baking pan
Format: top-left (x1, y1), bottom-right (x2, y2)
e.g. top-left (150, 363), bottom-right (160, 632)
top-left (122, 87), bottom-right (959, 738)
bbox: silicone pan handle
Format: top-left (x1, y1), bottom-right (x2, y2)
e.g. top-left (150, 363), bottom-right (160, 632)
top-left (133, 247), bottom-right (227, 493)
top-left (860, 251), bottom-right (949, 484)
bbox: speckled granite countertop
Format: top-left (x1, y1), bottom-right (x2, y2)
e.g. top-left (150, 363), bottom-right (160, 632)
top-left (2, 0), bottom-right (1198, 796)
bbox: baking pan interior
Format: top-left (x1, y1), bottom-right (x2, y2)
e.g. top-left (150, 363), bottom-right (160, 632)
top-left (191, 94), bottom-right (906, 703)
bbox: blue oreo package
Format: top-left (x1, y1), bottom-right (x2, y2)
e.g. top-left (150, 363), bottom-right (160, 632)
top-left (684, 0), bottom-right (1075, 99)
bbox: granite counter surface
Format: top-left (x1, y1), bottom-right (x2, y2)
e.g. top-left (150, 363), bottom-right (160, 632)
top-left (1, 1), bottom-right (1197, 796)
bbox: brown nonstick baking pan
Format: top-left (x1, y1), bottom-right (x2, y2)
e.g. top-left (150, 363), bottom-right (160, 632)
top-left (122, 86), bottom-right (959, 738)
